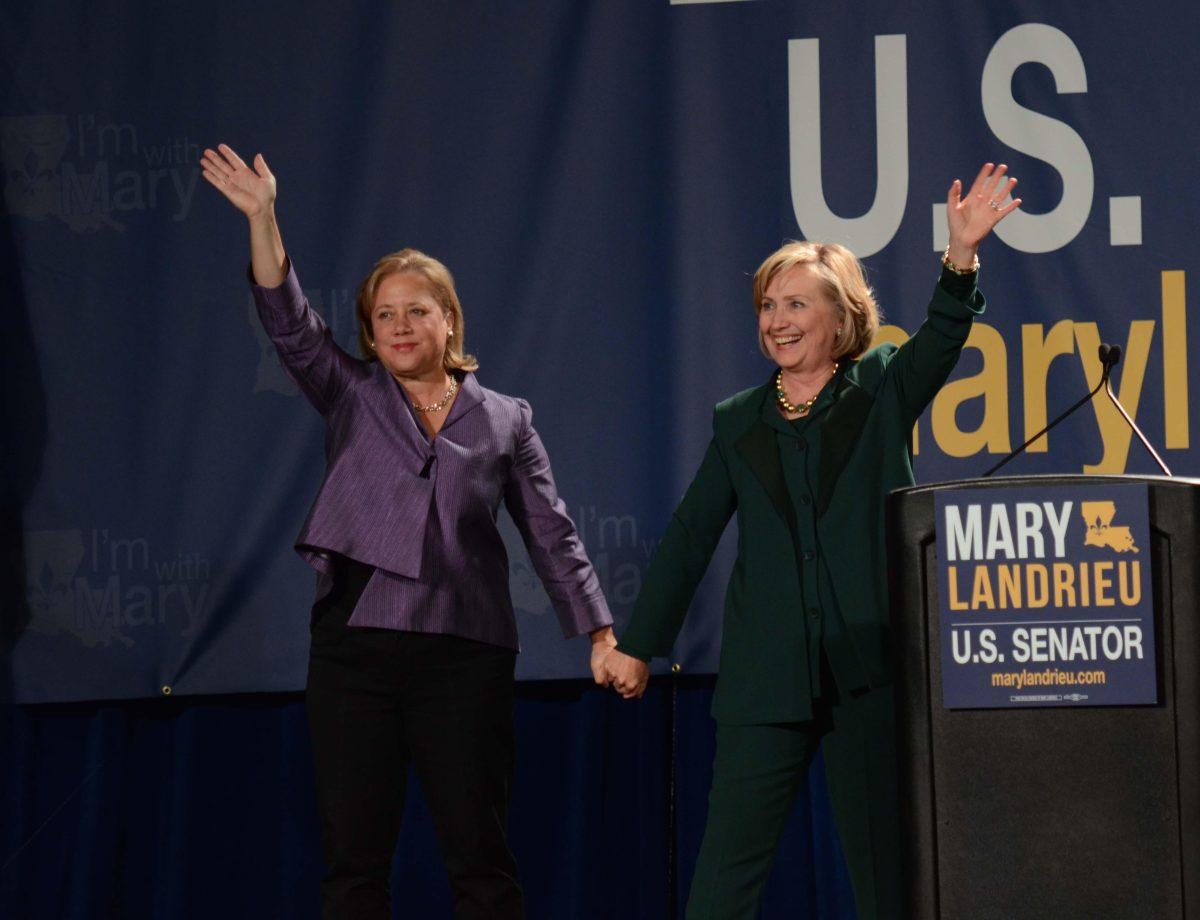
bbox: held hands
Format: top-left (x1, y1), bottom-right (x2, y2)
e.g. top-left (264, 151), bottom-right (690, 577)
top-left (589, 627), bottom-right (649, 699)
top-left (590, 626), bottom-right (618, 686)
top-left (945, 162), bottom-right (1022, 267)
top-left (602, 649), bottom-right (650, 700)
top-left (201, 143), bottom-right (277, 222)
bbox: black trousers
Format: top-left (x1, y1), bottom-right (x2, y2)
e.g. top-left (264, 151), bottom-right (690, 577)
top-left (305, 559), bottom-right (523, 919)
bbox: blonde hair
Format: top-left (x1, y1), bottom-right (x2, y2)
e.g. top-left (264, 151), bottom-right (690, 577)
top-left (356, 248), bottom-right (479, 372)
top-left (751, 240), bottom-right (881, 361)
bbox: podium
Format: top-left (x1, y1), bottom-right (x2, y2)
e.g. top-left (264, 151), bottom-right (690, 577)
top-left (886, 475), bottom-right (1200, 920)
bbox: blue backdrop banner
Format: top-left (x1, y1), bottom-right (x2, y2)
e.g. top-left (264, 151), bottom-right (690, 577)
top-left (4, 0), bottom-right (1198, 702)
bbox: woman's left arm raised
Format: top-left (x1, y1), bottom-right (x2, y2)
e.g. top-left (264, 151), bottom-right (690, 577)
top-left (887, 162), bottom-right (1022, 419)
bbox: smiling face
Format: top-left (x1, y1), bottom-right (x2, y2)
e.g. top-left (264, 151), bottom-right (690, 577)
top-left (757, 263), bottom-right (842, 374)
top-left (369, 271), bottom-right (452, 380)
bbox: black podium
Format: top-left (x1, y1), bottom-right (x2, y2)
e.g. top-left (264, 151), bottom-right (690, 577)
top-left (887, 475), bottom-right (1200, 920)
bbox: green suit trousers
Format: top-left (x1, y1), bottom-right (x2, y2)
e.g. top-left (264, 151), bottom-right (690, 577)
top-left (686, 684), bottom-right (901, 920)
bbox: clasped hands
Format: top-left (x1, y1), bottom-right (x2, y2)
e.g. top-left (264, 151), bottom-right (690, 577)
top-left (589, 626), bottom-right (650, 699)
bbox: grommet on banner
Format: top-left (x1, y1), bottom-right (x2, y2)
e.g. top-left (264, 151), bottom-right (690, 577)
top-left (161, 685), bottom-right (173, 696)
top-left (671, 663), bottom-right (681, 674)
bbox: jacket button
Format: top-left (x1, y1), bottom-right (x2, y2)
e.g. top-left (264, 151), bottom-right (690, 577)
top-left (803, 550), bottom-right (815, 561)
top-left (796, 440), bottom-right (807, 451)
top-left (809, 606), bottom-right (820, 619)
top-left (800, 494), bottom-right (811, 506)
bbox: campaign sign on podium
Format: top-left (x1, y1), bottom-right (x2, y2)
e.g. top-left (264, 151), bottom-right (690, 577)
top-left (934, 482), bottom-right (1155, 709)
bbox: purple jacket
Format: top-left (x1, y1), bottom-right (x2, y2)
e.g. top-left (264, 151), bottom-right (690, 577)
top-left (252, 263), bottom-right (612, 650)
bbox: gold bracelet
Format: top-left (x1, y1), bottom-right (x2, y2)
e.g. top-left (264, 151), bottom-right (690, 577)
top-left (942, 245), bottom-right (980, 275)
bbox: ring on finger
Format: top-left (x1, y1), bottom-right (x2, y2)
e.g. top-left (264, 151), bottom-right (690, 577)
top-left (988, 199), bottom-right (1001, 211)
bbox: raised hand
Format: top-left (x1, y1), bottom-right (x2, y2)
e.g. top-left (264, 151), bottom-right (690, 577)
top-left (945, 162), bottom-right (1022, 267)
top-left (201, 143), bottom-right (277, 221)
top-left (603, 649), bottom-right (650, 700)
top-left (201, 142), bottom-right (286, 286)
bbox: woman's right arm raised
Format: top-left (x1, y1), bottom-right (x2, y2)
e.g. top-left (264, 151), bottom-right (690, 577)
top-left (201, 143), bottom-right (351, 414)
top-left (201, 144), bottom-right (286, 287)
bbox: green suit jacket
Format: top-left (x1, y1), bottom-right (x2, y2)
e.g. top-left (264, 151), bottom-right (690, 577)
top-left (618, 274), bottom-right (985, 724)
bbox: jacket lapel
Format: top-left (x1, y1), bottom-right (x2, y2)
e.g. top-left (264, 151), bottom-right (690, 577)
top-left (815, 366), bottom-right (875, 517)
top-left (441, 371), bottom-right (485, 429)
top-left (734, 382), bottom-right (797, 535)
top-left (369, 366), bottom-right (485, 446)
top-left (366, 362), bottom-right (430, 455)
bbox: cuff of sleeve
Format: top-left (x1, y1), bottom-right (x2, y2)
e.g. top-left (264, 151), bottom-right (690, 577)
top-left (929, 271), bottom-right (986, 335)
top-left (561, 594), bottom-right (614, 639)
top-left (937, 264), bottom-right (979, 302)
top-left (248, 257), bottom-right (303, 311)
top-left (614, 642), bottom-right (653, 663)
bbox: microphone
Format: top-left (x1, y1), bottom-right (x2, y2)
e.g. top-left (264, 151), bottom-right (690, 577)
top-left (983, 343), bottom-right (1169, 477)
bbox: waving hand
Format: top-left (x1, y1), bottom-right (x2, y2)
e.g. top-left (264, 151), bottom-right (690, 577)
top-left (945, 162), bottom-right (1021, 268)
top-left (200, 142), bottom-right (286, 287)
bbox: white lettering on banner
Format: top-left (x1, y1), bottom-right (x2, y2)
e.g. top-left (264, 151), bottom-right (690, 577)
top-left (788, 35), bottom-right (908, 258)
top-left (775, 20), bottom-right (1143, 256)
top-left (1043, 500), bottom-right (1072, 557)
top-left (980, 23), bottom-right (1096, 253)
top-left (951, 628), bottom-right (1001, 664)
top-left (943, 502), bottom-right (1073, 561)
top-left (985, 505), bottom-right (1015, 560)
top-left (1012, 625), bottom-right (1144, 662)
top-left (1014, 503), bottom-right (1044, 559)
top-left (944, 504), bottom-right (983, 562)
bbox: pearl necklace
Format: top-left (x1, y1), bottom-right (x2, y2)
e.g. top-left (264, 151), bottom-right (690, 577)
top-left (412, 376), bottom-right (459, 413)
top-left (775, 364), bottom-right (838, 416)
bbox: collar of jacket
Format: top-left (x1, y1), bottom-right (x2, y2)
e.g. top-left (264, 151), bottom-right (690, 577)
top-left (733, 360), bottom-right (876, 524)
top-left (373, 364), bottom-right (488, 435)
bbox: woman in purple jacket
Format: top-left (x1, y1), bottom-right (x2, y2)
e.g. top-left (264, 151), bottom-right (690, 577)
top-left (202, 143), bottom-right (615, 920)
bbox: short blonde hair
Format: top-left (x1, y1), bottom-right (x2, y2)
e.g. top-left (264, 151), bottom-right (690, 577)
top-left (356, 248), bottom-right (479, 372)
top-left (751, 240), bottom-right (881, 362)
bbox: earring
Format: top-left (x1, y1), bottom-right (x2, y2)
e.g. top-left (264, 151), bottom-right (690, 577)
top-left (367, 339), bottom-right (376, 349)
top-left (836, 327), bottom-right (843, 338)
top-left (447, 330), bottom-right (453, 337)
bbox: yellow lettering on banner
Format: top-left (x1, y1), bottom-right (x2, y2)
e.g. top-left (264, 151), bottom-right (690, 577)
top-left (871, 272), bottom-right (1192, 469)
top-left (1026, 564), bottom-right (1049, 608)
top-left (1094, 560), bottom-right (1115, 606)
top-left (997, 564), bottom-right (1020, 608)
top-left (1021, 320), bottom-right (1076, 453)
top-left (1119, 560), bottom-right (1141, 606)
top-left (1079, 560), bottom-right (1090, 606)
top-left (1074, 320), bottom-right (1155, 473)
top-left (1052, 562), bottom-right (1076, 607)
top-left (1162, 271), bottom-right (1189, 449)
top-left (971, 565), bottom-right (995, 609)
top-left (947, 566), bottom-right (968, 610)
top-left (873, 325), bottom-right (917, 453)
top-left (931, 324), bottom-right (1011, 457)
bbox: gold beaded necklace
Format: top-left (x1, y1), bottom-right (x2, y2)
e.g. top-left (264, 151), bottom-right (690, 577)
top-left (412, 376), bottom-right (459, 413)
top-left (775, 364), bottom-right (838, 417)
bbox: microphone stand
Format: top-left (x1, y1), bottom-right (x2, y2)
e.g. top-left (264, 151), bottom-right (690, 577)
top-left (983, 344), bottom-right (1171, 477)
top-left (1101, 352), bottom-right (1172, 476)
top-left (984, 344), bottom-right (1113, 477)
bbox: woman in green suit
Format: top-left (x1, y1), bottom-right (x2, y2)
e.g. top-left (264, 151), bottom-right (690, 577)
top-left (601, 163), bottom-right (1022, 919)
